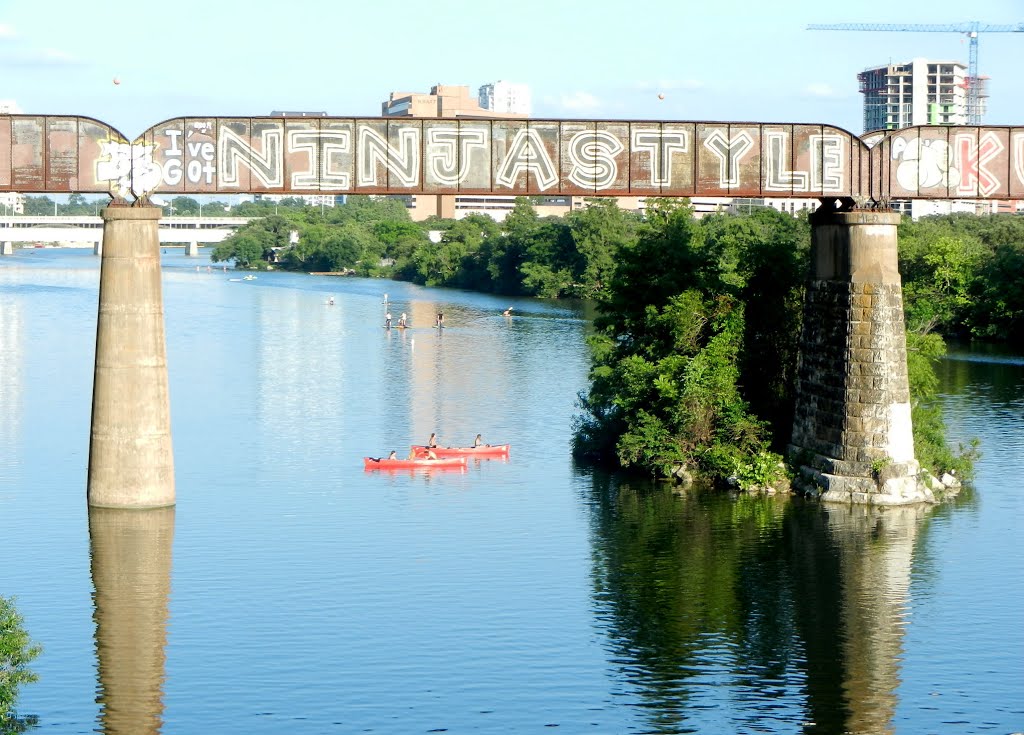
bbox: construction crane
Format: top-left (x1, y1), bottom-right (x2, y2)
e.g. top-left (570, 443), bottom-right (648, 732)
top-left (807, 22), bottom-right (1024, 124)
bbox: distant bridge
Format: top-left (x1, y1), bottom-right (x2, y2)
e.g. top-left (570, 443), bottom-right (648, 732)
top-left (0, 215), bottom-right (250, 255)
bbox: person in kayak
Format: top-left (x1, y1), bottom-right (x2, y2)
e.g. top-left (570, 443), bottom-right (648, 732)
top-left (387, 450), bottom-right (397, 460)
top-left (427, 433), bottom-right (438, 448)
top-left (502, 307), bottom-right (513, 317)
top-left (473, 434), bottom-right (484, 447)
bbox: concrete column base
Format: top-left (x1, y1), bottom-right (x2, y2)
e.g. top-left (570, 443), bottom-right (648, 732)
top-left (94, 239), bottom-right (103, 256)
top-left (1, 241), bottom-right (13, 255)
top-left (185, 240), bottom-right (199, 256)
top-left (88, 206), bottom-right (175, 508)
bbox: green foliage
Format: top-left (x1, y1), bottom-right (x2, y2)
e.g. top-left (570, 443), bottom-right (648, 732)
top-left (906, 330), bottom-right (980, 478)
top-left (574, 199), bottom-right (788, 485)
top-left (899, 213), bottom-right (1024, 341)
top-left (971, 240), bottom-right (1024, 343)
top-left (211, 214), bottom-right (294, 269)
top-left (0, 596), bottom-right (41, 726)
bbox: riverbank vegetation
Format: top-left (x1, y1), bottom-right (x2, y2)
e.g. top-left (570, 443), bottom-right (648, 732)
top-left (204, 195), bottom-right (1015, 485)
top-left (0, 596), bottom-right (40, 731)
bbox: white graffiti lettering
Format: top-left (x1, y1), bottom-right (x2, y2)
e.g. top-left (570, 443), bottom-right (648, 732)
top-left (96, 140), bottom-right (160, 200)
top-left (357, 126), bottom-right (420, 188)
top-left (495, 128), bottom-right (558, 191)
top-left (893, 137), bottom-right (957, 191)
top-left (631, 130), bottom-right (688, 186)
top-left (219, 127), bottom-right (283, 188)
top-left (567, 131), bottom-right (623, 190)
top-left (811, 134), bottom-right (844, 192)
top-left (765, 132), bottom-right (809, 191)
top-left (703, 130), bottom-right (754, 187)
top-left (425, 127), bottom-right (488, 186)
top-left (288, 129), bottom-right (352, 190)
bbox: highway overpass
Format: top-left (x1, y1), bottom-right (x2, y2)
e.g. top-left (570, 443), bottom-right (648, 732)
top-left (0, 215), bottom-right (251, 255)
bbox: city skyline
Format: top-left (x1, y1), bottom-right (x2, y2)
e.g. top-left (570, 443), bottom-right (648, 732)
top-left (1, 0), bottom-right (1022, 138)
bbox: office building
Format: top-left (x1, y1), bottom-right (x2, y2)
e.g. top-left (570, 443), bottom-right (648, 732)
top-left (478, 81), bottom-right (531, 116)
top-left (381, 83), bottom-right (530, 220)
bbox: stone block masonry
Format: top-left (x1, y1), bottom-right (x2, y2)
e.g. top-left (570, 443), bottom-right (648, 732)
top-left (789, 209), bottom-right (932, 505)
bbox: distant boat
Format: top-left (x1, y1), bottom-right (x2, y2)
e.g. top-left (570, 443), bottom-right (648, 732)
top-left (242, 275), bottom-right (257, 281)
top-left (363, 456), bottom-right (467, 470)
top-left (410, 444), bottom-right (510, 457)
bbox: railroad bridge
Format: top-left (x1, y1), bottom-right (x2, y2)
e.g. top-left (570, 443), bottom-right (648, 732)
top-left (4, 113), bottom-right (1022, 508)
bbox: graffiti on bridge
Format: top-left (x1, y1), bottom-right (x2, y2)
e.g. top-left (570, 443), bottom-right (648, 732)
top-left (2, 114), bottom-right (1024, 201)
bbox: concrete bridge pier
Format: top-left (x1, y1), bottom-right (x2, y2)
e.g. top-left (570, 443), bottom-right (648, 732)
top-left (88, 206), bottom-right (175, 508)
top-left (94, 239), bottom-right (102, 256)
top-left (789, 207), bottom-right (932, 505)
top-left (185, 240), bottom-right (200, 256)
top-left (1, 241), bottom-right (12, 255)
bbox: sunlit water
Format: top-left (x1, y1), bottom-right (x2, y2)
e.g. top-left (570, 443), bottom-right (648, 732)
top-left (1, 248), bottom-right (1021, 734)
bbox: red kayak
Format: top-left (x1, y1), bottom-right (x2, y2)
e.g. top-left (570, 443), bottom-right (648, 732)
top-left (364, 456), bottom-right (467, 470)
top-left (409, 444), bottom-right (510, 457)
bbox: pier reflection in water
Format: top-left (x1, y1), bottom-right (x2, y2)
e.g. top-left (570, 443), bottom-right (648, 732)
top-left (586, 476), bottom-right (928, 735)
top-left (89, 507), bottom-right (174, 735)
top-left (2, 251), bottom-right (1021, 733)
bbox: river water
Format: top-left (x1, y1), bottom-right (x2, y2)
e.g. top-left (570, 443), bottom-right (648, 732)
top-left (1, 248), bottom-right (1021, 735)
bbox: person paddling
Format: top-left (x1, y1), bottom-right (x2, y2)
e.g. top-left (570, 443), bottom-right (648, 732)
top-left (426, 432), bottom-right (438, 448)
top-left (385, 312), bottom-right (392, 329)
top-left (398, 313), bottom-right (407, 328)
top-left (473, 434), bottom-right (484, 447)
top-left (502, 306), bottom-right (513, 317)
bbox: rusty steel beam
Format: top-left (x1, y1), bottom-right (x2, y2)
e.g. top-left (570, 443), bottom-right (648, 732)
top-left (2, 114), bottom-right (1023, 202)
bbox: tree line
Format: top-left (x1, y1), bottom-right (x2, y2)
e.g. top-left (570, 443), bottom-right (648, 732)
top-left (200, 197), bottom-right (1024, 484)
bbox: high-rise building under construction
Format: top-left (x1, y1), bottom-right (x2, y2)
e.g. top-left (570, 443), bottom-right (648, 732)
top-left (857, 58), bottom-right (987, 133)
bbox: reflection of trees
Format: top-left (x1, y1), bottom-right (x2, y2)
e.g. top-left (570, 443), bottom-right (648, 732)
top-left (586, 471), bottom-right (925, 735)
top-left (89, 508), bottom-right (174, 735)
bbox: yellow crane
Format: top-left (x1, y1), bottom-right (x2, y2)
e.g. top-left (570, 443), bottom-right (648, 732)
top-left (807, 22), bottom-right (1024, 124)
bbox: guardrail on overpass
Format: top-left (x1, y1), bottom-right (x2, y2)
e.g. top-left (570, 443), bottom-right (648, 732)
top-left (0, 215), bottom-right (251, 252)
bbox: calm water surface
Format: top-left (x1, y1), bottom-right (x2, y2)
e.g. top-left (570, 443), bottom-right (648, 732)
top-left (1, 248), bottom-right (1021, 734)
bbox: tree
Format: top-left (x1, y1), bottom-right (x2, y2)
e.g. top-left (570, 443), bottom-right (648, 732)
top-left (211, 215), bottom-right (293, 268)
top-left (168, 196), bottom-right (200, 216)
top-left (21, 196), bottom-right (56, 216)
top-left (574, 201), bottom-right (782, 486)
top-left (412, 214), bottom-right (500, 287)
top-left (566, 199), bottom-right (638, 299)
top-left (331, 195), bottom-right (411, 225)
top-left (0, 596), bottom-right (41, 727)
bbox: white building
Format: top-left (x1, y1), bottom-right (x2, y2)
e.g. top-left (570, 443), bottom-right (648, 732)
top-left (0, 192), bottom-right (25, 214)
top-left (0, 99), bottom-right (21, 114)
top-left (478, 81), bottom-right (531, 116)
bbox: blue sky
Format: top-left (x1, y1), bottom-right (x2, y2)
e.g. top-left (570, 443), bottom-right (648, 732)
top-left (1, 0), bottom-right (1022, 138)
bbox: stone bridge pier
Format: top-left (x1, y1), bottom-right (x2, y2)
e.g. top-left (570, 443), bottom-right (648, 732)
top-left (789, 207), bottom-right (932, 505)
